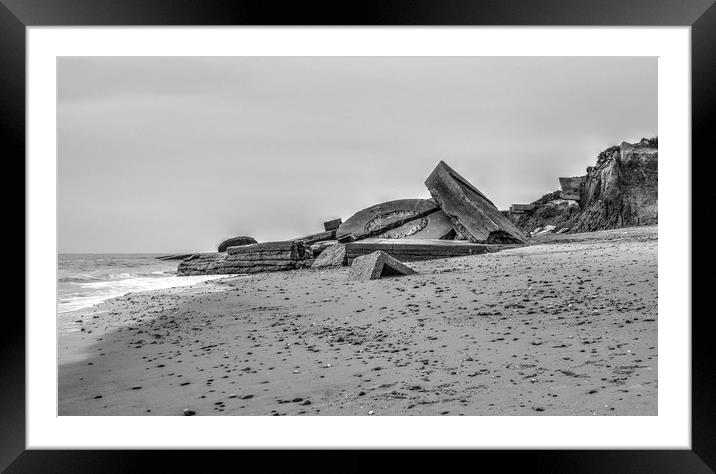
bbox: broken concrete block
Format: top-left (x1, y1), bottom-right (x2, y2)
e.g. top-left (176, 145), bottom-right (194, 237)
top-left (348, 251), bottom-right (417, 281)
top-left (179, 240), bottom-right (313, 275)
top-left (217, 236), bottom-right (257, 252)
top-left (323, 218), bottom-right (342, 231)
top-left (336, 199), bottom-right (441, 242)
top-left (425, 161), bottom-right (527, 244)
top-left (226, 240), bottom-right (311, 258)
top-left (312, 243), bottom-right (346, 268)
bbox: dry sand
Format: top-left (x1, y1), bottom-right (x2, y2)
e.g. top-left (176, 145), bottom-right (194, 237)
top-left (59, 226), bottom-right (657, 416)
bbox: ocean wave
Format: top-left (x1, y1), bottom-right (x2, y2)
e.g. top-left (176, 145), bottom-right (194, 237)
top-left (57, 274), bottom-right (229, 314)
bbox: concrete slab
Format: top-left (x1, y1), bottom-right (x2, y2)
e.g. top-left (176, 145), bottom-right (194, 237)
top-left (425, 161), bottom-right (527, 244)
top-left (312, 243), bottom-right (346, 268)
top-left (336, 198), bottom-right (440, 241)
top-left (323, 218), bottom-right (342, 231)
top-left (348, 251), bottom-right (417, 281)
top-left (344, 238), bottom-right (513, 264)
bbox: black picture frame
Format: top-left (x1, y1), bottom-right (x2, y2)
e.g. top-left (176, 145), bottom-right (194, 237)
top-left (4, 0), bottom-right (713, 471)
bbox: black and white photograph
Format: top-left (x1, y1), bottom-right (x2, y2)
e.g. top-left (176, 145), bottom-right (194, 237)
top-left (57, 56), bottom-right (659, 417)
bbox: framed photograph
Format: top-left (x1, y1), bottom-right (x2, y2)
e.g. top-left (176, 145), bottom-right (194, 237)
top-left (6, 0), bottom-right (713, 470)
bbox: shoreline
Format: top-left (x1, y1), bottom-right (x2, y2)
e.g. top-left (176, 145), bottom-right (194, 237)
top-left (59, 226), bottom-right (657, 416)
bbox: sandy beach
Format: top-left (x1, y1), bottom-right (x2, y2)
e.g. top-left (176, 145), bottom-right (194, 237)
top-left (58, 226), bottom-right (657, 416)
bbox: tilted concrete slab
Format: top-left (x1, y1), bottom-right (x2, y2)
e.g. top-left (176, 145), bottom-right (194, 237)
top-left (178, 240), bottom-right (314, 276)
top-left (336, 198), bottom-right (441, 242)
top-left (425, 161), bottom-right (527, 244)
top-left (348, 251), bottom-right (417, 281)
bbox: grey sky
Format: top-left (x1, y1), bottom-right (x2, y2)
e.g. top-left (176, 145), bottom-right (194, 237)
top-left (58, 57), bottom-right (656, 253)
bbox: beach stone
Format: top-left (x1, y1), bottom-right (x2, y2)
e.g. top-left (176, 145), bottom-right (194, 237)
top-left (217, 236), bottom-right (257, 252)
top-left (183, 409), bottom-right (196, 416)
top-left (425, 161), bottom-right (527, 244)
top-left (312, 243), bottom-right (346, 268)
top-left (348, 251), bottom-right (417, 281)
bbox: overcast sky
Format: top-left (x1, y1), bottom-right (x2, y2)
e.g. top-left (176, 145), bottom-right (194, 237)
top-left (58, 56), bottom-right (656, 253)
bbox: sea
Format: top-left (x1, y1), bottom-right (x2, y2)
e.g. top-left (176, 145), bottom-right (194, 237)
top-left (57, 254), bottom-right (226, 316)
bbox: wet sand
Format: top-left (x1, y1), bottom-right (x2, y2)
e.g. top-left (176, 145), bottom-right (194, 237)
top-left (59, 226), bottom-right (657, 416)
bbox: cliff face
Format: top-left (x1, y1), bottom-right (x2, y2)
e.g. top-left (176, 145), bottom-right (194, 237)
top-left (569, 138), bottom-right (657, 232)
top-left (508, 137), bottom-right (657, 234)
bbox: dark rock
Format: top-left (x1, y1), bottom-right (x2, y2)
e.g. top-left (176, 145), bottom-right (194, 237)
top-left (348, 251), bottom-right (417, 281)
top-left (425, 161), bottom-right (527, 244)
top-left (217, 236), bottom-right (257, 252)
top-left (183, 409), bottom-right (196, 416)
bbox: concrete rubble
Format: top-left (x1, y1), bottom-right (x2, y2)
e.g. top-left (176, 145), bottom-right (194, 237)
top-left (425, 161), bottom-right (528, 244)
top-left (177, 240), bottom-right (313, 275)
top-left (311, 243), bottom-right (346, 268)
top-left (347, 251), bottom-right (417, 281)
top-left (177, 138), bottom-right (656, 276)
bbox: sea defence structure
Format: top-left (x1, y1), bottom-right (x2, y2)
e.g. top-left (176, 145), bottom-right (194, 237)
top-left (177, 240), bottom-right (313, 275)
top-left (177, 139), bottom-right (656, 276)
top-left (425, 161), bottom-right (527, 244)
